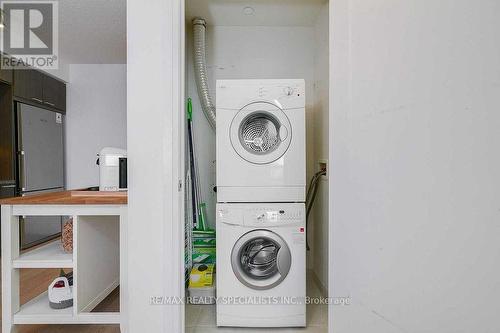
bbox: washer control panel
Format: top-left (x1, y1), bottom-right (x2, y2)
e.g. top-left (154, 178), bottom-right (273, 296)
top-left (244, 206), bottom-right (303, 227)
top-left (217, 203), bottom-right (305, 227)
top-left (217, 207), bottom-right (243, 226)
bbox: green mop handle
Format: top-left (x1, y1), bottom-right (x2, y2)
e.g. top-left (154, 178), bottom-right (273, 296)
top-left (198, 202), bottom-right (207, 231)
top-left (187, 98), bottom-right (193, 121)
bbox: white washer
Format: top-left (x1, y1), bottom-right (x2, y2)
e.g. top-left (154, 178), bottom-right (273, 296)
top-left (216, 79), bottom-right (306, 202)
top-left (216, 203), bottom-right (306, 327)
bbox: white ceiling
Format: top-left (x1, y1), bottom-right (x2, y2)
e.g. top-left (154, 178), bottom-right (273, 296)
top-left (186, 0), bottom-right (325, 26)
top-left (56, 0), bottom-right (323, 65)
top-left (59, 0), bottom-right (126, 64)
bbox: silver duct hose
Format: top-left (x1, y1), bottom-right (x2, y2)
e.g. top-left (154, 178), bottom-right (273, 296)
top-left (192, 18), bottom-right (216, 131)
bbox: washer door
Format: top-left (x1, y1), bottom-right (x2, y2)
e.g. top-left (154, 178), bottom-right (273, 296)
top-left (230, 102), bottom-right (292, 165)
top-left (231, 229), bottom-right (292, 290)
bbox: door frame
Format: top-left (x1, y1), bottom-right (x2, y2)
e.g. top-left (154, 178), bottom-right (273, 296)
top-left (127, 0), bottom-right (185, 332)
top-left (147, 0), bottom-right (344, 332)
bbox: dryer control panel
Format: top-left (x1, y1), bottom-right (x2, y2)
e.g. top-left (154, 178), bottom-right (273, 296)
top-left (216, 79), bottom-right (305, 110)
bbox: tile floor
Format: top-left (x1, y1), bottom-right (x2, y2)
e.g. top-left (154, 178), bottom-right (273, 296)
top-left (186, 272), bottom-right (328, 333)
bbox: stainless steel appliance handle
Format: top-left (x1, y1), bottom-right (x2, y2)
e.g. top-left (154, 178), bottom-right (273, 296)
top-left (16, 108), bottom-right (26, 192)
top-left (18, 150), bottom-right (26, 191)
top-left (19, 215), bottom-right (25, 248)
top-left (44, 101), bottom-right (55, 107)
top-left (31, 97), bottom-right (43, 103)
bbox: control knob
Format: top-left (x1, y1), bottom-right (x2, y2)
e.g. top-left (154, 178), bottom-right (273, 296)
top-left (283, 86), bottom-right (294, 96)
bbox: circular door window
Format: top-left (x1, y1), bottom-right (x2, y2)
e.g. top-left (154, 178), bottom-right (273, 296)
top-left (231, 229), bottom-right (291, 290)
top-left (230, 102), bottom-right (292, 164)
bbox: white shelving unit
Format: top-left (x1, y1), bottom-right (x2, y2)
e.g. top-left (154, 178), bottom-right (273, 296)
top-left (14, 292), bottom-right (73, 324)
top-left (1, 204), bottom-right (127, 333)
top-left (14, 241), bottom-right (73, 268)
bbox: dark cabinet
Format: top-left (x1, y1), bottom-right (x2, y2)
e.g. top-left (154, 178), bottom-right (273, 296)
top-left (13, 69), bottom-right (43, 103)
top-left (0, 69), bottom-right (13, 84)
top-left (13, 69), bottom-right (65, 113)
top-left (42, 75), bottom-right (66, 111)
top-left (0, 183), bottom-right (16, 199)
top-left (0, 84), bottom-right (14, 183)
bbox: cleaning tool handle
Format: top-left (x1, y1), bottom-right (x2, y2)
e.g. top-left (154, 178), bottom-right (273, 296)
top-left (187, 98), bottom-right (193, 121)
top-left (198, 202), bottom-right (207, 231)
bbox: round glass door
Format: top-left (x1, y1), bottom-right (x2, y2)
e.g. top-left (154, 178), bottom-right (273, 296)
top-left (239, 112), bottom-right (281, 155)
top-left (231, 229), bottom-right (291, 290)
top-left (230, 102), bottom-right (292, 165)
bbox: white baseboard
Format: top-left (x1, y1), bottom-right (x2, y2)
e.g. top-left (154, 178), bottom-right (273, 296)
top-left (81, 279), bottom-right (119, 312)
top-left (311, 270), bottom-right (328, 297)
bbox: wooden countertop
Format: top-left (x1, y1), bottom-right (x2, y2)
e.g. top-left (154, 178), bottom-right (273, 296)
top-left (0, 190), bottom-right (127, 205)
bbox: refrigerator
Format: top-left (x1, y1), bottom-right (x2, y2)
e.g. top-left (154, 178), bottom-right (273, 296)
top-left (16, 103), bottom-right (64, 249)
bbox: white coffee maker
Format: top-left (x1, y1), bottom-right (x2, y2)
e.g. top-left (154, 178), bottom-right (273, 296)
top-left (97, 147), bottom-right (127, 191)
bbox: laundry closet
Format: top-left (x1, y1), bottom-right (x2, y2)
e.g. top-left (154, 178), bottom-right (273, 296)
top-left (183, 0), bottom-right (330, 331)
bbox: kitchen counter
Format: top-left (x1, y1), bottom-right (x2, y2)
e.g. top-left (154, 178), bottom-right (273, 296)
top-left (0, 190), bottom-right (127, 205)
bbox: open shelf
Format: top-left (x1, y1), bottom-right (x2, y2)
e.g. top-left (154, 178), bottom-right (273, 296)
top-left (13, 291), bottom-right (120, 325)
top-left (14, 241), bottom-right (73, 268)
top-left (14, 291), bottom-right (73, 324)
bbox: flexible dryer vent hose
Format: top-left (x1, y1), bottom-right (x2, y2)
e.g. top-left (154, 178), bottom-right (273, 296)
top-left (192, 18), bottom-right (216, 131)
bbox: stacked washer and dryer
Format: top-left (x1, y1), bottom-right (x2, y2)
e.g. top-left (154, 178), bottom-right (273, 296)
top-left (216, 79), bottom-right (307, 327)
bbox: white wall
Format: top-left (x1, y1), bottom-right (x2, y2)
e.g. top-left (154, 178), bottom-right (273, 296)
top-left (127, 0), bottom-right (184, 331)
top-left (331, 0), bottom-right (500, 332)
top-left (186, 25), bottom-right (317, 232)
top-left (65, 64), bottom-right (127, 189)
top-left (44, 60), bottom-right (70, 82)
top-left (43, 56), bottom-right (70, 82)
top-left (312, 2), bottom-right (329, 293)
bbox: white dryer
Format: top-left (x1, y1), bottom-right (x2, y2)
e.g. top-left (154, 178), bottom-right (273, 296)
top-left (216, 79), bottom-right (306, 202)
top-left (216, 203), bottom-right (306, 327)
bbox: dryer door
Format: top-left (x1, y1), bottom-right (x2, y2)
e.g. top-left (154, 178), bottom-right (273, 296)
top-left (231, 229), bottom-right (292, 290)
top-left (230, 102), bottom-right (292, 165)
